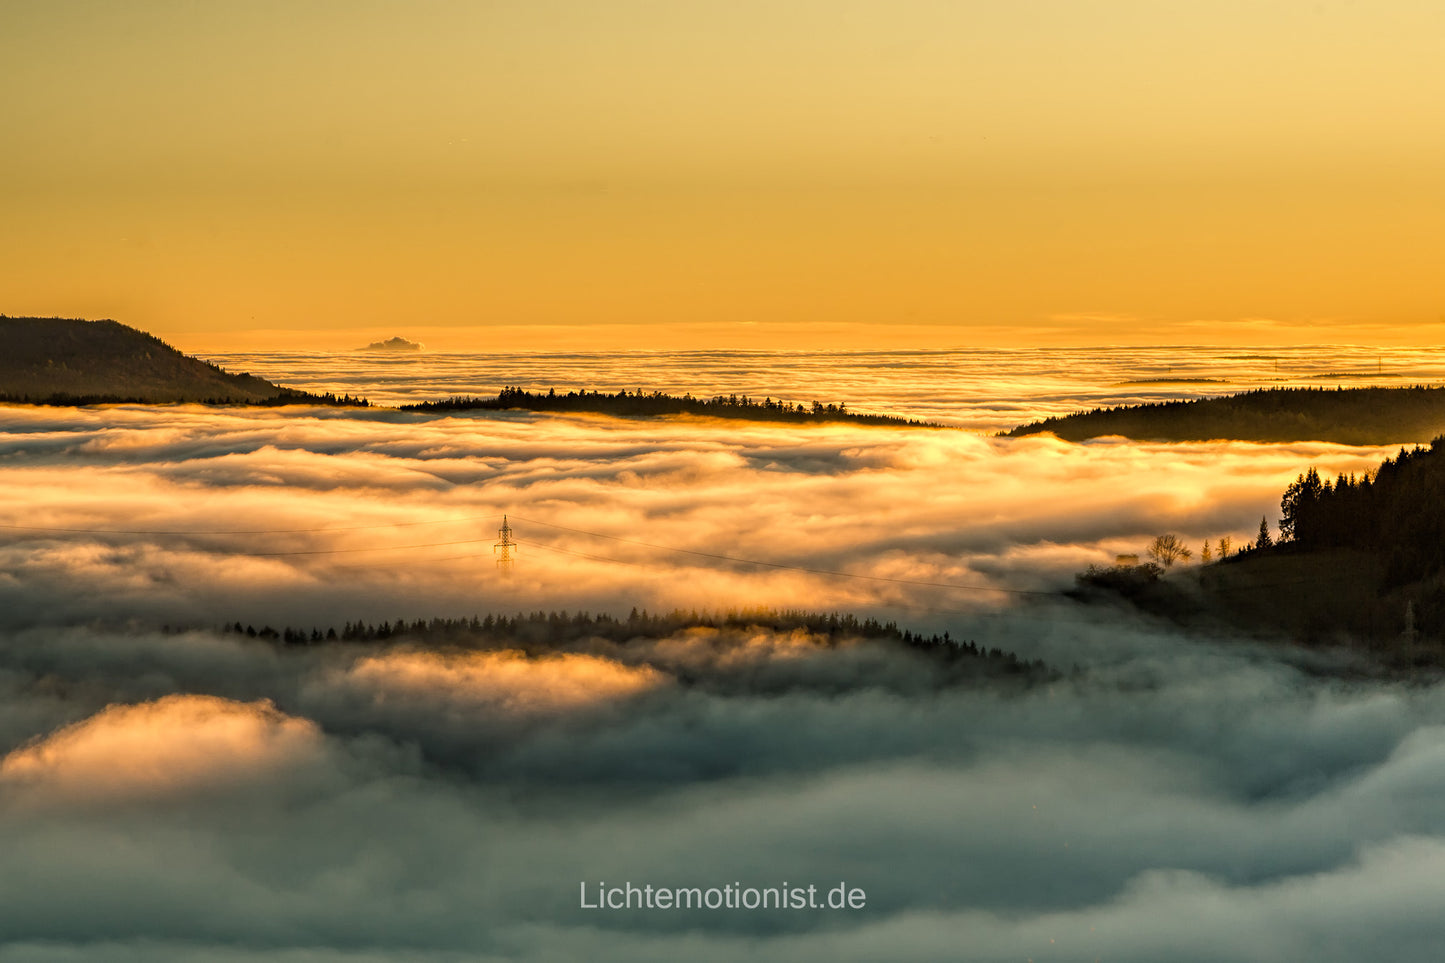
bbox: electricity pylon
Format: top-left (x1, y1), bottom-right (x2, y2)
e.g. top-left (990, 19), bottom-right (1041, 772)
top-left (494, 515), bottom-right (516, 574)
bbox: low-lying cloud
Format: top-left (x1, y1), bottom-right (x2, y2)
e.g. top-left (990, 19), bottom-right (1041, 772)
top-left (343, 649), bottom-right (666, 716)
top-left (0, 403), bottom-right (1391, 631)
top-left (0, 615), bottom-right (1442, 960)
top-left (0, 400), bottom-right (1439, 958)
top-left (201, 344), bottom-right (1445, 428)
top-left (1, 694), bottom-right (323, 808)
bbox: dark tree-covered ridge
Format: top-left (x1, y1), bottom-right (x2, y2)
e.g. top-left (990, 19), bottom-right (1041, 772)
top-left (1007, 386), bottom-right (1445, 445)
top-left (401, 386), bottom-right (941, 427)
top-left (221, 606), bottom-right (1048, 681)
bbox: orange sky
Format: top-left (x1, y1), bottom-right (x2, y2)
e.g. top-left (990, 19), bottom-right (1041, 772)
top-left (3, 1), bottom-right (1443, 350)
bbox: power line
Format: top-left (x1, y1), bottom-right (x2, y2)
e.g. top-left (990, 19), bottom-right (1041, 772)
top-left (0, 515), bottom-right (497, 536)
top-left (247, 537), bottom-right (491, 557)
top-left (0, 509), bottom-right (1335, 599)
top-left (522, 540), bottom-right (1133, 631)
top-left (517, 527), bottom-right (1348, 599)
top-left (507, 513), bottom-right (1059, 597)
top-left (525, 539), bottom-right (645, 567)
top-left (1, 508), bottom-right (1039, 594)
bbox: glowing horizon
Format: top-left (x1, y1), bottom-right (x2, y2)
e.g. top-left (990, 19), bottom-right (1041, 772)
top-left (4, 1), bottom-right (1444, 348)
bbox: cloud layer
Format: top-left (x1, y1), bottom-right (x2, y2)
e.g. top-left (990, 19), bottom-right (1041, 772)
top-left (203, 344), bottom-right (1445, 429)
top-left (0, 402), bottom-right (1391, 632)
top-left (1, 615), bottom-right (1444, 960)
top-left (1, 398), bottom-right (1440, 958)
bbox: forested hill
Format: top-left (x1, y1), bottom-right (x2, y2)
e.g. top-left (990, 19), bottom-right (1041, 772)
top-left (1007, 386), bottom-right (1445, 445)
top-left (1075, 437), bottom-right (1445, 664)
top-left (222, 607), bottom-right (1050, 689)
top-left (1279, 437), bottom-right (1445, 589)
top-left (0, 317), bottom-right (365, 405)
top-left (402, 386), bottom-right (940, 427)
top-left (1220, 437), bottom-right (1445, 657)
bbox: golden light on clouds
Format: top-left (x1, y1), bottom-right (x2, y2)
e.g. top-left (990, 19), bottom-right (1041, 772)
top-left (344, 649), bottom-right (665, 716)
top-left (3, 1), bottom-right (1443, 346)
top-left (0, 695), bottom-right (322, 804)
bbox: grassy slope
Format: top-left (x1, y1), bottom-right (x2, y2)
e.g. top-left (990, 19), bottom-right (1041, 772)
top-left (1076, 549), bottom-right (1445, 669)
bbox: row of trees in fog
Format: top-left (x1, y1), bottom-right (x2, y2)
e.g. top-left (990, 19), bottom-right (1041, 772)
top-left (1134, 522), bottom-right (1272, 572)
top-left (401, 386), bottom-right (936, 426)
top-left (1008, 386), bottom-right (1445, 445)
top-left (221, 607), bottom-right (1046, 674)
top-left (226, 606), bottom-right (953, 648)
top-left (1177, 520), bottom-right (1275, 563)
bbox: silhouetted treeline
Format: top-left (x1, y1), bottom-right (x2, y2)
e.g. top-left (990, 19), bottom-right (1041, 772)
top-left (1280, 436), bottom-right (1445, 587)
top-left (255, 390), bottom-right (370, 407)
top-left (0, 389), bottom-right (369, 407)
top-left (1073, 562), bottom-right (1163, 596)
top-left (401, 386), bottom-right (939, 427)
top-left (1007, 386), bottom-right (1445, 445)
top-left (222, 607), bottom-right (1044, 675)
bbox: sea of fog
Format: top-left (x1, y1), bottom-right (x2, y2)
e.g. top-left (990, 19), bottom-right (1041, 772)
top-left (204, 343), bottom-right (1445, 429)
top-left (2, 347), bottom-right (1444, 960)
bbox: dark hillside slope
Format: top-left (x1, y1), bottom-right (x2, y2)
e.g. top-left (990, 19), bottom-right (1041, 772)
top-left (0, 316), bottom-right (286, 403)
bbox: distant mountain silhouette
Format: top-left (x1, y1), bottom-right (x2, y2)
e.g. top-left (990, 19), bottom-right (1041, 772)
top-left (1008, 386), bottom-right (1445, 445)
top-left (360, 336), bottom-right (423, 352)
top-left (0, 316), bottom-right (366, 406)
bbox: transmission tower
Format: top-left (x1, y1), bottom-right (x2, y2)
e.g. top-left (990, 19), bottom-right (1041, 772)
top-left (494, 515), bottom-right (517, 574)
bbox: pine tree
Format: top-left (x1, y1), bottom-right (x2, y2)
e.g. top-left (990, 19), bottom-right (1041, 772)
top-left (1257, 516), bottom-right (1274, 549)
